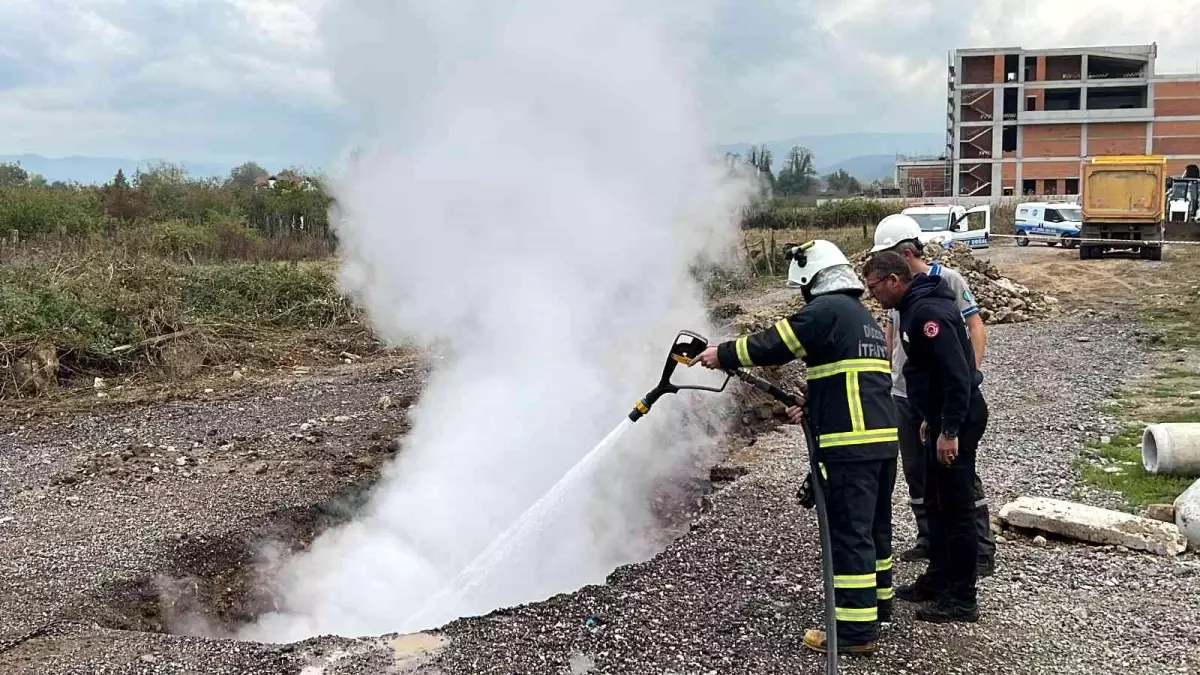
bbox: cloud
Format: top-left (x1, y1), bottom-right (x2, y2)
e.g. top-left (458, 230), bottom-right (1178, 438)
top-left (0, 0), bottom-right (342, 168)
top-left (4, 0), bottom-right (1200, 165)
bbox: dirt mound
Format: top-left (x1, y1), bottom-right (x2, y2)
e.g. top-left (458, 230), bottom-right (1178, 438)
top-left (852, 242), bottom-right (1057, 325)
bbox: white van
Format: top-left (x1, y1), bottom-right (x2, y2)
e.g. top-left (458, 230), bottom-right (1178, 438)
top-left (899, 203), bottom-right (991, 249)
top-left (1013, 201), bottom-right (1082, 248)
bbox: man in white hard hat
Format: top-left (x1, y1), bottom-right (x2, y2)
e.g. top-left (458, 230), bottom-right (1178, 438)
top-left (693, 239), bottom-right (898, 656)
top-left (870, 214), bottom-right (995, 577)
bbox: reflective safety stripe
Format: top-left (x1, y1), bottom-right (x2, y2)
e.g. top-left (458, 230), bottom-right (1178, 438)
top-left (876, 557), bottom-right (893, 572)
top-left (833, 573), bottom-right (875, 589)
top-left (807, 358), bottom-right (890, 380)
top-left (774, 320), bottom-right (806, 359)
top-left (835, 606), bottom-right (878, 622)
top-left (735, 337), bottom-right (753, 367)
top-left (818, 428), bottom-right (899, 448)
top-left (877, 587), bottom-right (895, 601)
top-left (910, 497), bottom-right (925, 506)
top-left (847, 372), bottom-right (865, 432)
top-left (975, 498), bottom-right (989, 508)
top-left (818, 462), bottom-right (828, 480)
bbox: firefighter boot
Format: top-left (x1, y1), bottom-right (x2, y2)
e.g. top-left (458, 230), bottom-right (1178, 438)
top-left (915, 595), bottom-right (980, 624)
top-left (802, 629), bottom-right (877, 656)
top-left (894, 574), bottom-right (942, 604)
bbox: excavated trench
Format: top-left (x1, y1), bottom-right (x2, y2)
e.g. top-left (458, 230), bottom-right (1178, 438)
top-left (79, 479), bottom-right (377, 637)
top-left (77, 370), bottom-right (801, 641)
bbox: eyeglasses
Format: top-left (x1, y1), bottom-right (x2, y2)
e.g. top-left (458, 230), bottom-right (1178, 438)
top-left (865, 275), bottom-right (893, 291)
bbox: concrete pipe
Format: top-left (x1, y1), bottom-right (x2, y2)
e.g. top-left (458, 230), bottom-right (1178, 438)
top-left (1142, 423), bottom-right (1200, 476)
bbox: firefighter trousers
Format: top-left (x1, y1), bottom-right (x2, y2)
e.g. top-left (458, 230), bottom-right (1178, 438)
top-left (894, 394), bottom-right (994, 560)
top-left (924, 393), bottom-right (989, 605)
top-left (821, 455), bottom-right (897, 645)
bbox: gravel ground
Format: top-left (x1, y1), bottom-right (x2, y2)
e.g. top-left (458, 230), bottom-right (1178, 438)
top-left (0, 354), bottom-right (427, 674)
top-left (3, 313), bottom-right (1199, 674)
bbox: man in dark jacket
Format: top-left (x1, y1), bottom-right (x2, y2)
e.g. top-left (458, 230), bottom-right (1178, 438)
top-left (861, 250), bottom-right (987, 623)
top-left (693, 240), bottom-right (898, 654)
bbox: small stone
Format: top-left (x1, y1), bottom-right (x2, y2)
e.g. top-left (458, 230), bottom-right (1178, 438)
top-left (378, 395), bottom-right (393, 410)
top-left (1069, 607), bottom-right (1088, 620)
top-left (299, 422), bottom-right (313, 432)
top-left (1033, 535), bottom-right (1048, 547)
top-left (65, 496), bottom-right (80, 504)
top-left (204, 388), bottom-right (214, 394)
top-left (231, 370), bottom-right (245, 382)
top-left (333, 415), bottom-right (351, 423)
top-left (1100, 435), bottom-right (1111, 444)
top-left (255, 464), bottom-right (268, 475)
top-left (93, 377), bottom-right (107, 389)
top-left (1117, 545), bottom-right (1130, 553)
top-left (1188, 391), bottom-right (1200, 400)
top-left (1103, 466), bottom-right (1122, 474)
top-left (141, 654), bottom-right (157, 663)
top-left (175, 457), bottom-right (188, 467)
top-left (995, 535), bottom-right (1008, 544)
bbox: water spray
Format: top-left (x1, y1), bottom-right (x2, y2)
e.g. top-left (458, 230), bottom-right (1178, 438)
top-left (628, 330), bottom-right (839, 674)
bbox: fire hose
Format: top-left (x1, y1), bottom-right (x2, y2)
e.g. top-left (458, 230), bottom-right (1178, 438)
top-left (628, 330), bottom-right (839, 675)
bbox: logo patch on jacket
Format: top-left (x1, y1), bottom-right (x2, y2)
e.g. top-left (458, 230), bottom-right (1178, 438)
top-left (923, 320), bottom-right (940, 338)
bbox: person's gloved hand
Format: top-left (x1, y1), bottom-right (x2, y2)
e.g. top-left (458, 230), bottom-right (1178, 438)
top-left (796, 472), bottom-right (815, 509)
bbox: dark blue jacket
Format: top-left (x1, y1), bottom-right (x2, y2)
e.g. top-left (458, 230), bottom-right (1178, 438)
top-left (895, 273), bottom-right (982, 437)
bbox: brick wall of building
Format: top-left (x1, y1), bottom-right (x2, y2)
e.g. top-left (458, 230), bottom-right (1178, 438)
top-left (1020, 161), bottom-right (1080, 180)
top-left (1023, 124), bottom-right (1081, 157)
top-left (1156, 81), bottom-right (1200, 116)
top-left (1088, 122), bottom-right (1147, 155)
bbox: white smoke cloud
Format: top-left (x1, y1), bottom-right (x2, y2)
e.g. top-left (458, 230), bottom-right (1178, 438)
top-left (242, 0), bottom-right (755, 642)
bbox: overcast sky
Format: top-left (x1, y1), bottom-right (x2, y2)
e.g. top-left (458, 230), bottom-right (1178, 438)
top-left (3, 0), bottom-right (1200, 170)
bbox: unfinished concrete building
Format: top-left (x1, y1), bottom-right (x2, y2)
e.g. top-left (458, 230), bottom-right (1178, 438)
top-left (896, 43), bottom-right (1200, 197)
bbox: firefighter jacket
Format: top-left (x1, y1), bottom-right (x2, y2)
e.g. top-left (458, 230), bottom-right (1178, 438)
top-left (894, 272), bottom-right (984, 438)
top-left (716, 290), bottom-right (898, 463)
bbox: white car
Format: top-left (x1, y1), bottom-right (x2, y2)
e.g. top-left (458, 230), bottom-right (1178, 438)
top-left (1014, 201), bottom-right (1082, 248)
top-left (899, 203), bottom-right (991, 249)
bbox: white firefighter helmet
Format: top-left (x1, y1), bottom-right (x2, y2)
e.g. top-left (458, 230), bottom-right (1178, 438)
top-left (870, 213), bottom-right (923, 253)
top-left (785, 239), bottom-right (851, 289)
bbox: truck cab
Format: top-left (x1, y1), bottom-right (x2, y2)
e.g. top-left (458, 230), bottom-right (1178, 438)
top-left (899, 203), bottom-right (991, 249)
top-left (1014, 201), bottom-right (1083, 248)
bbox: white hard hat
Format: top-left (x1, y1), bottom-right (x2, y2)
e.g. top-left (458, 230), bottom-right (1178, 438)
top-left (785, 240), bottom-right (851, 288)
top-left (870, 213), bottom-right (923, 253)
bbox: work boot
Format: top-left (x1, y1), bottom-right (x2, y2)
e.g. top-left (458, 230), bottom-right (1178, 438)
top-left (977, 554), bottom-right (995, 578)
top-left (915, 596), bottom-right (980, 624)
top-left (899, 543), bottom-right (929, 562)
top-left (802, 629), bottom-right (877, 655)
top-left (895, 574), bottom-right (941, 603)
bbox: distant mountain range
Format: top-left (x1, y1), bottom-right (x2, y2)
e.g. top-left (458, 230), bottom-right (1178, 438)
top-left (815, 154), bottom-right (900, 182)
top-left (6, 132), bottom-right (942, 186)
top-left (0, 154), bottom-right (236, 185)
top-left (716, 132), bottom-right (944, 181)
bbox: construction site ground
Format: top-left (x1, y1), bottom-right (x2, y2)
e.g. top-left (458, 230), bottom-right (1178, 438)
top-left (2, 242), bottom-right (1199, 675)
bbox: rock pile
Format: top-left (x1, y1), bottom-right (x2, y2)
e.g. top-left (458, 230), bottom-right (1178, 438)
top-left (852, 241), bottom-right (1057, 325)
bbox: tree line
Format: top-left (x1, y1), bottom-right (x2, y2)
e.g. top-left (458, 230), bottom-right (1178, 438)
top-left (0, 160), bottom-right (334, 241)
top-left (726, 145), bottom-right (889, 197)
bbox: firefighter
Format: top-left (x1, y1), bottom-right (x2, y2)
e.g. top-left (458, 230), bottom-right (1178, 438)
top-left (870, 214), bottom-right (995, 577)
top-left (692, 240), bottom-right (898, 655)
top-left (861, 250), bottom-right (987, 623)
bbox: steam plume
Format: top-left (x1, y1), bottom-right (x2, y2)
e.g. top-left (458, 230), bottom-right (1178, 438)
top-left (243, 0), bottom-right (755, 642)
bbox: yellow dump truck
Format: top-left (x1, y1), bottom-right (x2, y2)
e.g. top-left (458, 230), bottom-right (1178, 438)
top-left (1079, 155), bottom-right (1166, 260)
